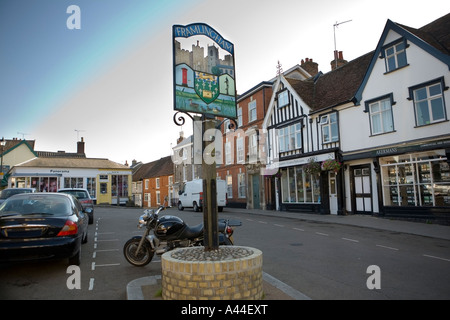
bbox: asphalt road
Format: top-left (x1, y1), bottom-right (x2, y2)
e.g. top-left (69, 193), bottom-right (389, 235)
top-left (1, 206), bottom-right (449, 300)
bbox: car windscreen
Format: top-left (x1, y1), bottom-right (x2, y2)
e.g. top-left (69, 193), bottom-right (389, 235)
top-left (59, 190), bottom-right (88, 199)
top-left (0, 195), bottom-right (72, 217)
top-left (0, 189), bottom-right (33, 200)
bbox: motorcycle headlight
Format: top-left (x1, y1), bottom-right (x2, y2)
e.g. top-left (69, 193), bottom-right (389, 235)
top-left (139, 210), bottom-right (154, 224)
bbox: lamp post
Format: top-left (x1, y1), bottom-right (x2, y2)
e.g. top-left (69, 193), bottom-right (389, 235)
top-left (0, 137), bottom-right (6, 185)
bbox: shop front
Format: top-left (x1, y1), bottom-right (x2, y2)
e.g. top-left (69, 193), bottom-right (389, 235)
top-left (379, 149), bottom-right (450, 218)
top-left (343, 142), bottom-right (450, 221)
top-left (7, 158), bottom-right (132, 205)
top-left (272, 151), bottom-right (342, 214)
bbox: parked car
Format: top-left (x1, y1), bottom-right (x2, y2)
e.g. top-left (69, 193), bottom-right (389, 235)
top-left (0, 188), bottom-right (36, 205)
top-left (177, 179), bottom-right (227, 212)
top-left (57, 188), bottom-right (94, 224)
top-left (0, 193), bottom-right (89, 265)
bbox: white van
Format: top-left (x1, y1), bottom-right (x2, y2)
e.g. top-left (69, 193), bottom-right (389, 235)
top-left (177, 179), bottom-right (227, 212)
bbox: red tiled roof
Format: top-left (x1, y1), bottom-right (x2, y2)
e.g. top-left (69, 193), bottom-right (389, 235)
top-left (133, 156), bottom-right (173, 181)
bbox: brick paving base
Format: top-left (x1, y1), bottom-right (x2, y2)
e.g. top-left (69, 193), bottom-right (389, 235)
top-left (161, 246), bottom-right (263, 300)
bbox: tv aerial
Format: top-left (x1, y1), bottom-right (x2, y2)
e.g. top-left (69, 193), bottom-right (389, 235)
top-left (333, 20), bottom-right (352, 68)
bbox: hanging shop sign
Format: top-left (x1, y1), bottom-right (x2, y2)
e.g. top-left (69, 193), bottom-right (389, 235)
top-left (172, 23), bottom-right (237, 119)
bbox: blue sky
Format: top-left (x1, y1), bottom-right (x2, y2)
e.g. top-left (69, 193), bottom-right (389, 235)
top-left (1, 0), bottom-right (449, 164)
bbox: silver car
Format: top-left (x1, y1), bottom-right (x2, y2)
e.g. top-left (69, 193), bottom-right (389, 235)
top-left (57, 188), bottom-right (94, 224)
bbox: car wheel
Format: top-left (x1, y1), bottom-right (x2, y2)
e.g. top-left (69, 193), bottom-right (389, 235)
top-left (178, 201), bottom-right (184, 211)
top-left (193, 202), bottom-right (199, 212)
top-left (69, 249), bottom-right (81, 266)
top-left (82, 231), bottom-right (88, 244)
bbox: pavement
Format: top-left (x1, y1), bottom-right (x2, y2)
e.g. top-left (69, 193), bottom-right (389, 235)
top-left (126, 208), bottom-right (450, 300)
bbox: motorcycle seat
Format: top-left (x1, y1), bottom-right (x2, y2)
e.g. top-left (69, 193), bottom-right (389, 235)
top-left (180, 223), bottom-right (204, 239)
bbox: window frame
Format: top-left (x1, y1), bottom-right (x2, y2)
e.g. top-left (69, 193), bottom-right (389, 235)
top-left (277, 89), bottom-right (290, 108)
top-left (320, 112), bottom-right (339, 144)
top-left (278, 122), bottom-right (302, 153)
top-left (381, 38), bottom-right (409, 73)
top-left (408, 77), bottom-right (448, 127)
top-left (248, 100), bottom-right (257, 123)
top-left (365, 93), bottom-right (396, 136)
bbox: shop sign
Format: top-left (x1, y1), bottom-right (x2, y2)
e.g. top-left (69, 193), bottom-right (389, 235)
top-left (172, 23), bottom-right (237, 119)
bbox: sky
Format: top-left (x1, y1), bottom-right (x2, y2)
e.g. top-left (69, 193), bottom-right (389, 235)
top-left (1, 0), bottom-right (449, 165)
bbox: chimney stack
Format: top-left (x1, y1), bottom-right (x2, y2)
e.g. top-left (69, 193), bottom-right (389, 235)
top-left (300, 57), bottom-right (319, 77)
top-left (77, 137), bottom-right (85, 154)
top-left (331, 50), bottom-right (348, 70)
top-left (177, 131), bottom-right (184, 144)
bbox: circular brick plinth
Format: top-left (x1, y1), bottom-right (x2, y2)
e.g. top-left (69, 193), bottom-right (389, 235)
top-left (161, 246), bottom-right (263, 300)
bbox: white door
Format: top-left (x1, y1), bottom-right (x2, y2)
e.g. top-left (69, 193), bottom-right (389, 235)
top-left (329, 171), bottom-right (338, 215)
top-left (354, 167), bottom-right (372, 213)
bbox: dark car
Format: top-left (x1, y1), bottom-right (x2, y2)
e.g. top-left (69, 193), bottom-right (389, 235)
top-left (57, 188), bottom-right (94, 224)
top-left (0, 188), bottom-right (36, 205)
top-left (0, 193), bottom-right (88, 265)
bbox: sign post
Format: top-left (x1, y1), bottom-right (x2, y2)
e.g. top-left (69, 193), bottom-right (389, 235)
top-left (172, 23), bottom-right (237, 251)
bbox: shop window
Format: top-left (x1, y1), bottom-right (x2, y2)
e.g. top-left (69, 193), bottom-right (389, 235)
top-left (64, 177), bottom-right (83, 189)
top-left (112, 175), bottom-right (128, 197)
top-left (280, 166), bottom-right (320, 204)
top-left (87, 177), bottom-right (96, 198)
top-left (381, 151), bottom-right (450, 207)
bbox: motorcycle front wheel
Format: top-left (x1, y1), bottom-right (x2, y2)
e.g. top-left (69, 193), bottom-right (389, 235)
top-left (123, 238), bottom-right (154, 267)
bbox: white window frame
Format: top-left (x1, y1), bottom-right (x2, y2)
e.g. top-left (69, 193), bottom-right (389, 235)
top-left (236, 137), bottom-right (244, 163)
top-left (237, 107), bottom-right (242, 127)
top-left (278, 90), bottom-right (289, 108)
top-left (411, 80), bottom-right (447, 126)
top-left (368, 96), bottom-right (394, 135)
top-left (225, 141), bottom-right (232, 165)
top-left (278, 123), bottom-right (302, 152)
top-left (384, 39), bottom-right (407, 72)
top-left (321, 112), bottom-right (339, 143)
top-left (248, 100), bottom-right (257, 122)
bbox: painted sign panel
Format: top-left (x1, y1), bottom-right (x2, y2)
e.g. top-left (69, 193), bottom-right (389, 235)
top-left (173, 23), bottom-right (237, 119)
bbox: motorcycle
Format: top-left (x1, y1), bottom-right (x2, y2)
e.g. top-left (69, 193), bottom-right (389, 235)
top-left (123, 200), bottom-right (241, 267)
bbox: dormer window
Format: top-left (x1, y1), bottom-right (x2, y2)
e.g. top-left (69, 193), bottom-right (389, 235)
top-left (381, 38), bottom-right (408, 73)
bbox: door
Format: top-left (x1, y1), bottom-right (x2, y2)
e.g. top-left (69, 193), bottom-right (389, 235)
top-left (353, 166), bottom-right (372, 214)
top-left (328, 171), bottom-right (338, 215)
top-left (252, 175), bottom-right (260, 209)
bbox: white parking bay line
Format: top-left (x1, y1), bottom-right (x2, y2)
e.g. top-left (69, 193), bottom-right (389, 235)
top-left (316, 232), bottom-right (329, 236)
top-left (89, 278), bottom-right (95, 290)
top-left (423, 254), bottom-right (450, 262)
top-left (342, 237), bottom-right (359, 243)
top-left (91, 262), bottom-right (120, 270)
top-left (376, 244), bottom-right (399, 251)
